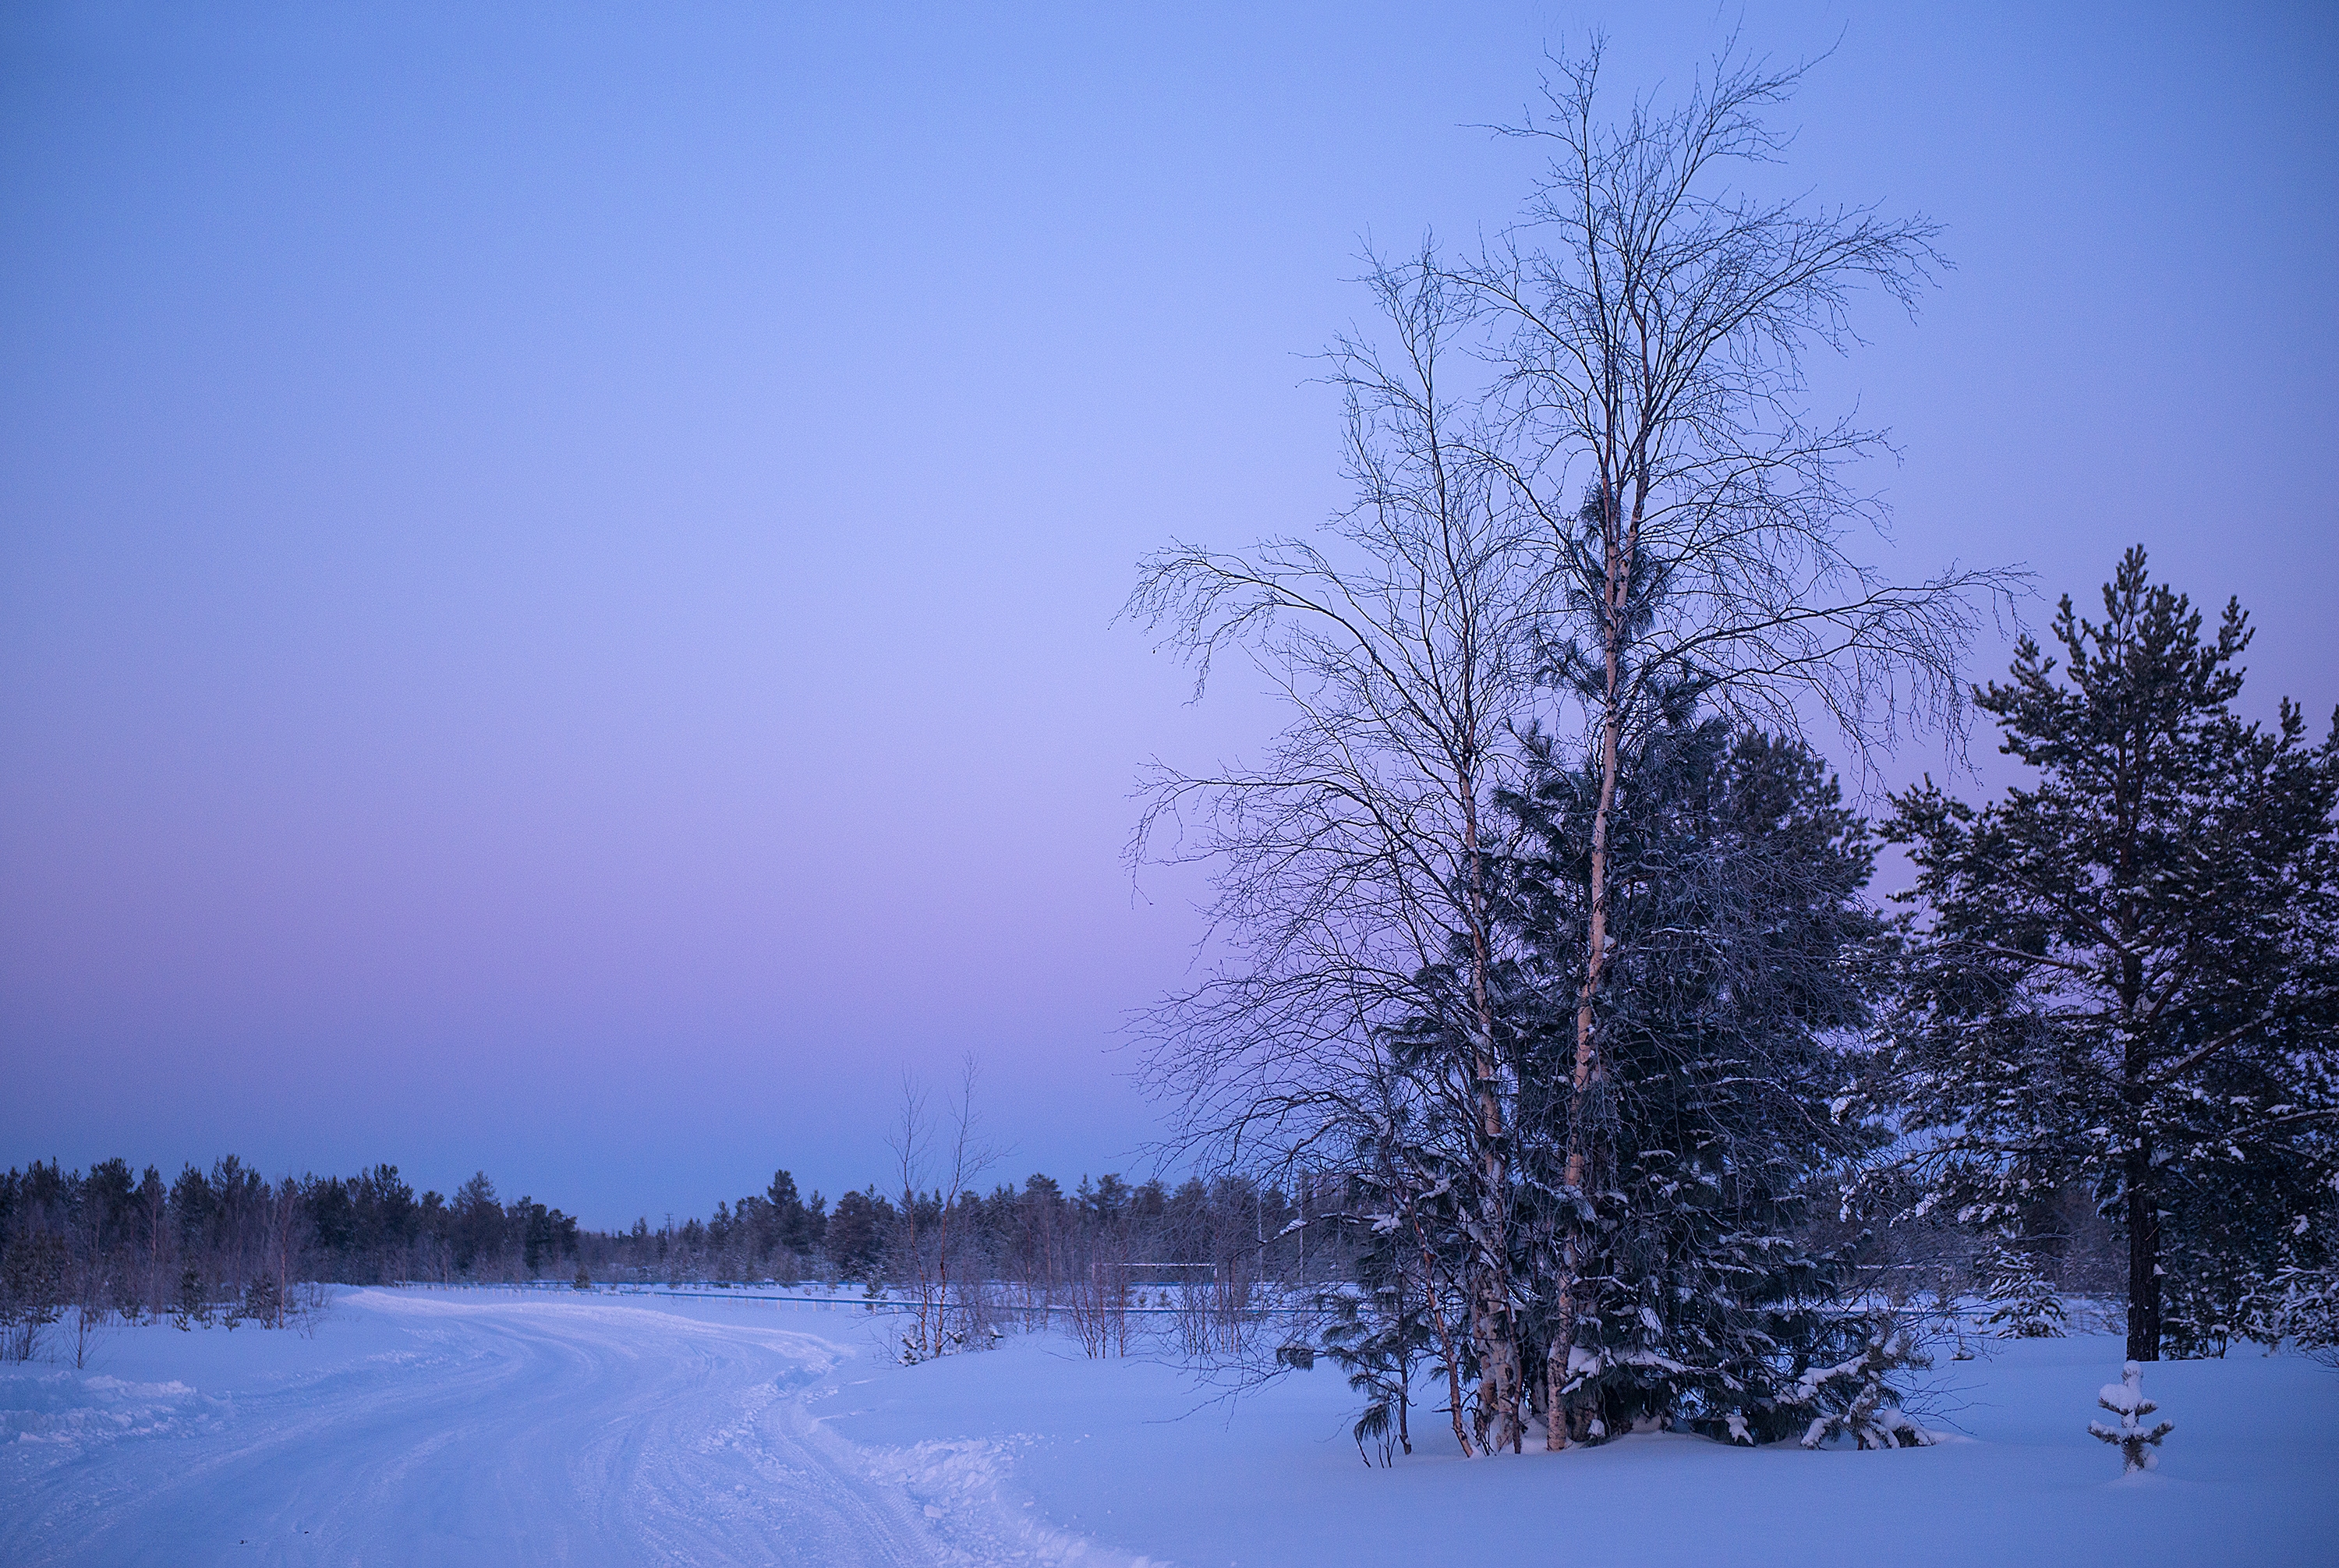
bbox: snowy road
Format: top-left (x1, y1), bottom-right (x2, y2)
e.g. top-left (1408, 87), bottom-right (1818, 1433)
top-left (8, 1289), bottom-right (2333, 1566)
top-left (1, 1290), bottom-right (952, 1566)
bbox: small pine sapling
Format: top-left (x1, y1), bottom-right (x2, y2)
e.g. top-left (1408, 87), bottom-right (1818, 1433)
top-left (175, 1263), bottom-right (210, 1330)
top-left (241, 1274), bottom-right (281, 1329)
top-left (1787, 1324), bottom-right (1940, 1450)
top-left (2089, 1361), bottom-right (2173, 1474)
top-left (2269, 1264), bottom-right (2339, 1367)
top-left (1980, 1237), bottom-right (2068, 1339)
top-left (1319, 1283), bottom-right (1424, 1466)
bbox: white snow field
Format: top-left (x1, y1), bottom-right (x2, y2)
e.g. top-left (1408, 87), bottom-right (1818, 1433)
top-left (3, 1287), bottom-right (2334, 1567)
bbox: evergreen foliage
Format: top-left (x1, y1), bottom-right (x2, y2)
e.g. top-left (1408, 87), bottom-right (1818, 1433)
top-left (2090, 1360), bottom-right (2174, 1474)
top-left (1856, 550), bottom-right (2339, 1359)
top-left (1319, 720), bottom-right (1920, 1447)
top-left (2, 1230), bottom-right (68, 1361)
top-left (1783, 1325), bottom-right (1939, 1450)
top-left (1978, 1236), bottom-right (2069, 1339)
top-left (1495, 721), bottom-right (1900, 1442)
top-left (1318, 1250), bottom-right (1431, 1464)
top-left (0, 1150), bottom-right (1340, 1334)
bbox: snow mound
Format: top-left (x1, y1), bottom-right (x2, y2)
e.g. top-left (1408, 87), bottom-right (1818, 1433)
top-left (0, 1368), bottom-right (230, 1455)
top-left (858, 1435), bottom-right (1166, 1567)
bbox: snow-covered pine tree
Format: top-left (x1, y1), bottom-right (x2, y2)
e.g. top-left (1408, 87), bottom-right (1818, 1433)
top-left (1324, 1081), bottom-right (1488, 1457)
top-left (2090, 1361), bottom-right (2174, 1473)
top-left (1492, 719), bottom-right (1893, 1444)
top-left (2158, 1094), bottom-right (2339, 1355)
top-left (1318, 1273), bottom-right (1426, 1465)
top-left (2259, 1261), bottom-right (2339, 1365)
top-left (1784, 1322), bottom-right (1939, 1449)
top-left (1978, 1235), bottom-right (2068, 1338)
top-left (1856, 551), bottom-right (2339, 1361)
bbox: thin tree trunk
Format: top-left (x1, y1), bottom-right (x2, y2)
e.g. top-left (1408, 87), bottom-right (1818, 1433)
top-left (1568, 706), bottom-right (1621, 1194)
top-left (934, 1206), bottom-right (950, 1358)
top-left (1410, 1208), bottom-right (1474, 1457)
top-left (1554, 484), bottom-right (1631, 1433)
top-left (2125, 1147), bottom-right (2160, 1361)
top-left (1463, 797), bottom-right (1523, 1453)
top-left (1545, 1335), bottom-right (1567, 1450)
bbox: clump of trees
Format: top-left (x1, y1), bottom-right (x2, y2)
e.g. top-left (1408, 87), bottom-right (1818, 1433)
top-left (0, 1158), bottom-right (586, 1354)
top-left (1131, 39), bottom-right (2008, 1456)
top-left (1, 1156), bottom-right (320, 1357)
top-left (1126, 35), bottom-right (2335, 1461)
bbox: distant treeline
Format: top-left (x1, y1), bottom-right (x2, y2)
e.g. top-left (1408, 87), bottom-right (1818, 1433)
top-left (5, 1149), bottom-right (2164, 1375)
top-left (0, 1155), bottom-right (1353, 1338)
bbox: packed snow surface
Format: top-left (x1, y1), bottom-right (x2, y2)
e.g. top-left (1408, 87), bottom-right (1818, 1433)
top-left (2, 1287), bottom-right (2334, 1565)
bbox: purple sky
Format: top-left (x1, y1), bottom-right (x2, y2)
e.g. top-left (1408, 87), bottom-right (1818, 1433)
top-left (4, 2), bottom-right (2333, 1226)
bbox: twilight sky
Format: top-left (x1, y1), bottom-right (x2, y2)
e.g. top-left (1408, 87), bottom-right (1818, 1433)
top-left (3, 2), bottom-right (2333, 1226)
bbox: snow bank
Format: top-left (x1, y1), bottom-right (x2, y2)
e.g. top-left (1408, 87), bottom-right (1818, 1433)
top-left (3, 1289), bottom-right (2332, 1566)
top-left (819, 1318), bottom-right (2338, 1568)
top-left (0, 1371), bottom-right (227, 1454)
top-left (854, 1435), bottom-right (1165, 1566)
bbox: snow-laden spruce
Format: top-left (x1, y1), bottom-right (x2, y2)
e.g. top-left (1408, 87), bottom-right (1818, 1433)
top-left (1314, 718), bottom-right (1933, 1453)
top-left (1785, 1328), bottom-right (1940, 1451)
top-left (1980, 1236), bottom-right (2069, 1340)
top-left (2090, 1361), bottom-right (2174, 1475)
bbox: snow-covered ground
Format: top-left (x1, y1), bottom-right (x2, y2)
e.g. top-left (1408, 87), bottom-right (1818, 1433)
top-left (2, 1287), bottom-right (2333, 1566)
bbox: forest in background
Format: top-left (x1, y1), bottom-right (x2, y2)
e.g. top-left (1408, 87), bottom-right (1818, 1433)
top-left (1, 1156), bottom-right (1400, 1315)
top-left (0, 1147), bottom-right (2118, 1356)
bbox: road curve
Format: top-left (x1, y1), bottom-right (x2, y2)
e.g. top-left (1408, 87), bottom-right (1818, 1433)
top-left (1, 1290), bottom-right (943, 1567)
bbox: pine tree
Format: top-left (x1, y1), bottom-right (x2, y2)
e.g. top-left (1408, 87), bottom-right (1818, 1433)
top-left (2090, 1360), bottom-right (2174, 1474)
top-left (766, 1170), bottom-right (823, 1255)
top-left (1978, 1235), bottom-right (2068, 1339)
top-left (1860, 550), bottom-right (2339, 1360)
top-left (2254, 1260), bottom-right (2339, 1363)
top-left (1318, 1271), bottom-right (1428, 1465)
top-left (1331, 1114), bottom-right (1482, 1457)
top-left (241, 1273), bottom-right (281, 1326)
top-left (1488, 720), bottom-right (1894, 1443)
top-left (1785, 1324), bottom-right (1939, 1449)
top-left (1, 1232), bottom-right (68, 1361)
top-left (2157, 1109), bottom-right (2339, 1355)
top-left (174, 1261), bottom-right (207, 1329)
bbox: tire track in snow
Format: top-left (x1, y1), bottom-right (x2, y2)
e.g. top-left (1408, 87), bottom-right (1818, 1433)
top-left (1, 1290), bottom-right (946, 1567)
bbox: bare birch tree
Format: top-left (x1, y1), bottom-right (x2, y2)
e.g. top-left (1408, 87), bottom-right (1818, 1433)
top-left (1131, 255), bottom-right (1546, 1450)
top-left (930, 1054), bottom-right (996, 1352)
top-left (1457, 39), bottom-right (2022, 1446)
top-left (890, 1055), bottom-right (998, 1361)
